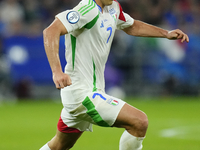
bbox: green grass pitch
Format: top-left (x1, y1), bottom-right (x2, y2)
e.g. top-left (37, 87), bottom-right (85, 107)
top-left (0, 97), bottom-right (200, 150)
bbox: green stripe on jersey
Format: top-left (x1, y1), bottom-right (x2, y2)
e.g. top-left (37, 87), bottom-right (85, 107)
top-left (78, 4), bottom-right (88, 12)
top-left (84, 13), bottom-right (99, 29)
top-left (70, 35), bottom-right (76, 70)
top-left (78, 0), bottom-right (92, 12)
top-left (79, 0), bottom-right (93, 13)
top-left (78, 0), bottom-right (95, 16)
top-left (92, 60), bottom-right (97, 92)
top-left (82, 96), bottom-right (110, 127)
top-left (82, 2), bottom-right (95, 16)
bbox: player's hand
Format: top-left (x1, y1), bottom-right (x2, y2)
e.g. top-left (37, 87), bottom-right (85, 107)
top-left (167, 29), bottom-right (189, 43)
top-left (53, 71), bottom-right (72, 89)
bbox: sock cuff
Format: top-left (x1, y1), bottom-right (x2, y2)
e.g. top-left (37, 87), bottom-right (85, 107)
top-left (123, 130), bottom-right (145, 140)
top-left (119, 130), bottom-right (145, 150)
top-left (39, 143), bottom-right (51, 150)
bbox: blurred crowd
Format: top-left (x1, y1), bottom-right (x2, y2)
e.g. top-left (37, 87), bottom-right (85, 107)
top-left (0, 0), bottom-right (200, 37)
top-left (0, 0), bottom-right (200, 98)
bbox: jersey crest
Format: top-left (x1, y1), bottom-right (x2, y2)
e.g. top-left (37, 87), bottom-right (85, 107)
top-left (109, 8), bottom-right (117, 22)
top-left (66, 11), bottom-right (80, 24)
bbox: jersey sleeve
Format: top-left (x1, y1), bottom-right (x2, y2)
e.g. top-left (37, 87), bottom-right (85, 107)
top-left (115, 1), bottom-right (134, 30)
top-left (56, 0), bottom-right (99, 33)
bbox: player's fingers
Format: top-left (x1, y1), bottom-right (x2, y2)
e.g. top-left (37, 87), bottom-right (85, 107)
top-left (58, 82), bottom-right (65, 89)
top-left (181, 35), bottom-right (186, 43)
top-left (181, 34), bottom-right (189, 43)
top-left (177, 33), bottom-right (183, 39)
top-left (67, 77), bottom-right (72, 85)
top-left (63, 74), bottom-right (72, 86)
top-left (54, 81), bottom-right (61, 89)
top-left (62, 80), bottom-right (70, 87)
top-left (185, 34), bottom-right (189, 43)
top-left (61, 77), bottom-right (72, 87)
top-left (176, 30), bottom-right (189, 42)
top-left (168, 31), bottom-right (178, 39)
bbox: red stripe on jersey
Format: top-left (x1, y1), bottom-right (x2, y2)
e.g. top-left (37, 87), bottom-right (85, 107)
top-left (57, 116), bottom-right (83, 133)
top-left (114, 0), bottom-right (126, 22)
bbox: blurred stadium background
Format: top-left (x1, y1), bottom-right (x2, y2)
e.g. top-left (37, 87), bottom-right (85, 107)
top-left (1, 0), bottom-right (200, 99)
top-left (0, 0), bottom-right (200, 149)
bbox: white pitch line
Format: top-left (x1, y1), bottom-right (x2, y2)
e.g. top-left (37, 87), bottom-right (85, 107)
top-left (159, 125), bottom-right (200, 140)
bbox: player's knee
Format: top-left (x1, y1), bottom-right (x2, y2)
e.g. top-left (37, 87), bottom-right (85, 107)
top-left (139, 114), bottom-right (148, 131)
top-left (129, 112), bottom-right (148, 134)
top-left (135, 112), bottom-right (148, 133)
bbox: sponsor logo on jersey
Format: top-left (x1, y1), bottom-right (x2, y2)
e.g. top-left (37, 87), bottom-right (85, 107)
top-left (107, 98), bottom-right (119, 106)
top-left (66, 11), bottom-right (80, 24)
top-left (100, 20), bottom-right (104, 28)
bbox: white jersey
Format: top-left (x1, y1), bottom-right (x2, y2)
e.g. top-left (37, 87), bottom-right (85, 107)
top-left (56, 0), bottom-right (134, 104)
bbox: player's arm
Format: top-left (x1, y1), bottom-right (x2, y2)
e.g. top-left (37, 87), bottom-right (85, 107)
top-left (123, 20), bottom-right (189, 43)
top-left (43, 18), bottom-right (72, 89)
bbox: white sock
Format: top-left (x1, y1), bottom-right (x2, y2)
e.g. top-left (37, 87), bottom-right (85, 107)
top-left (119, 130), bottom-right (145, 150)
top-left (39, 143), bottom-right (51, 150)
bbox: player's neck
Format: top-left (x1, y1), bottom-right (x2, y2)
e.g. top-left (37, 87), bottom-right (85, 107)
top-left (94, 0), bottom-right (105, 12)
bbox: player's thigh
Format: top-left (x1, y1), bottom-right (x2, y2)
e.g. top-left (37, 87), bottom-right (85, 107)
top-left (113, 103), bottom-right (148, 129)
top-left (48, 129), bottom-right (83, 150)
top-left (85, 91), bottom-right (126, 127)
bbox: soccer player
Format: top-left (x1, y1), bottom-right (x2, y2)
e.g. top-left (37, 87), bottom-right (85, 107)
top-left (40, 0), bottom-right (189, 150)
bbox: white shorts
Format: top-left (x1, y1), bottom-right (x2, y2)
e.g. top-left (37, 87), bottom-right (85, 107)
top-left (58, 91), bottom-right (126, 133)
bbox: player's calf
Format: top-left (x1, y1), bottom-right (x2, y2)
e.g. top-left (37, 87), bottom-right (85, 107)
top-left (118, 114), bottom-right (148, 150)
top-left (113, 103), bottom-right (148, 150)
top-left (40, 130), bottom-right (82, 150)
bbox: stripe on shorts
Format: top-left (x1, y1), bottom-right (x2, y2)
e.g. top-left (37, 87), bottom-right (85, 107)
top-left (57, 117), bottom-right (82, 133)
top-left (82, 96), bottom-right (110, 127)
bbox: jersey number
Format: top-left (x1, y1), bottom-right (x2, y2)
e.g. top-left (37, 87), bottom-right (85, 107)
top-left (106, 27), bottom-right (112, 43)
top-left (92, 93), bottom-right (106, 100)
